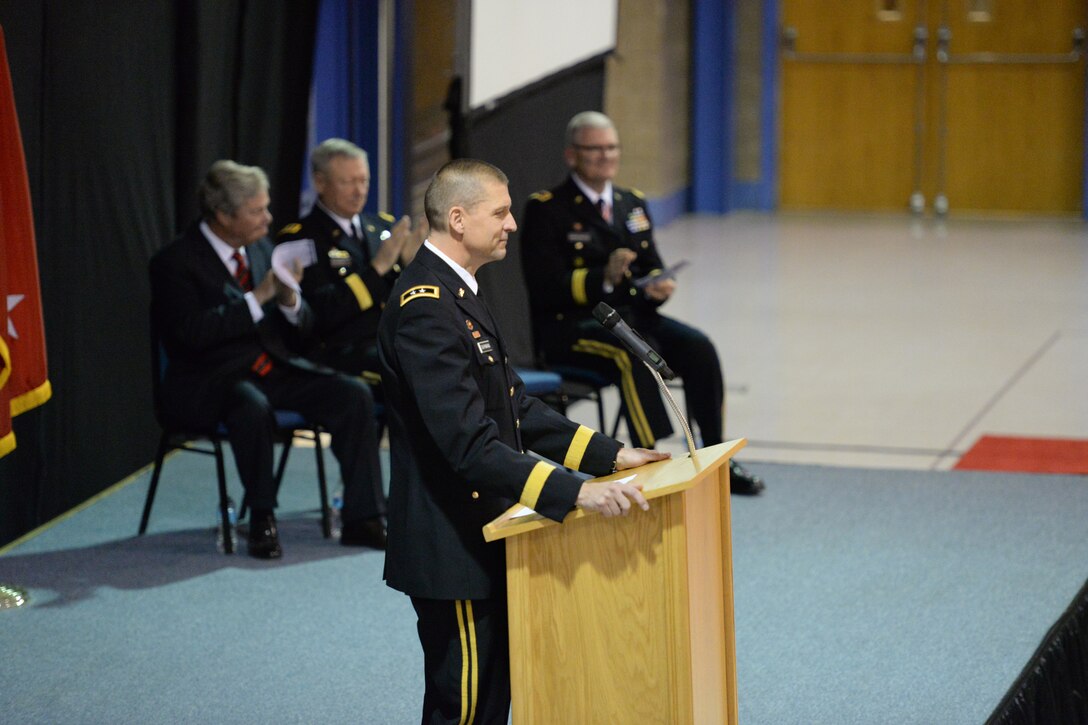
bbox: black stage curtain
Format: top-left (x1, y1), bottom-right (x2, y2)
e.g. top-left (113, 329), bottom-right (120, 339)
top-left (459, 60), bottom-right (606, 368)
top-left (0, 0), bottom-right (318, 546)
top-left (987, 577), bottom-right (1088, 725)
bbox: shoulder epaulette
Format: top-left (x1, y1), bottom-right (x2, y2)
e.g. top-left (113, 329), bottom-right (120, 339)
top-left (378, 211), bottom-right (396, 223)
top-left (400, 285), bottom-right (440, 306)
top-left (630, 187), bottom-right (646, 200)
top-left (529, 190), bottom-right (553, 203)
top-left (277, 222), bottom-right (302, 236)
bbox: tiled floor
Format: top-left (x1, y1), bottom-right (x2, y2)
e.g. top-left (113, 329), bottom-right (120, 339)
top-left (566, 212), bottom-right (1088, 470)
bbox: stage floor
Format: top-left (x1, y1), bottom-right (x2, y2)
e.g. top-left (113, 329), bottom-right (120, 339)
top-left (2, 453), bottom-right (1087, 723)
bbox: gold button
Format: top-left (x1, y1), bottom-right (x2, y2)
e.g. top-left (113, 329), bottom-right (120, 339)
top-left (629, 288), bottom-right (637, 295)
top-left (574, 242), bottom-right (584, 250)
top-left (509, 386), bottom-right (514, 397)
top-left (488, 355), bottom-right (495, 363)
top-left (471, 491), bottom-right (480, 499)
top-left (641, 240), bottom-right (649, 248)
top-left (516, 418), bottom-right (520, 428)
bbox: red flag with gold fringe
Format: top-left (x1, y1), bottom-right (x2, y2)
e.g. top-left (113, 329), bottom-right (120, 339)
top-left (0, 25), bottom-right (51, 459)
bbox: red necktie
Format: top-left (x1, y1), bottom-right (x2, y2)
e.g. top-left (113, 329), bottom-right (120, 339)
top-left (596, 198), bottom-right (612, 223)
top-left (232, 251), bottom-right (252, 291)
top-left (231, 251), bottom-right (273, 377)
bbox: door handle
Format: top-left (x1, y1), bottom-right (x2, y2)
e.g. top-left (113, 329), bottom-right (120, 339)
top-left (781, 25), bottom-right (923, 64)
top-left (939, 27), bottom-right (1085, 65)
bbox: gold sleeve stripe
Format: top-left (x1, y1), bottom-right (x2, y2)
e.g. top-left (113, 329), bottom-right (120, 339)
top-left (400, 285), bottom-right (440, 306)
top-left (571, 268), bottom-right (589, 306)
top-left (520, 460), bottom-right (556, 511)
top-left (563, 425), bottom-right (594, 471)
top-left (344, 273), bottom-right (374, 311)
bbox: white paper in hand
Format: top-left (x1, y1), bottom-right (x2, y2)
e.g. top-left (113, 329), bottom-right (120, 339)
top-left (271, 239), bottom-right (317, 291)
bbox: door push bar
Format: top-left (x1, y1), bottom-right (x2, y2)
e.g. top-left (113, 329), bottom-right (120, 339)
top-left (781, 25), bottom-right (928, 64)
top-left (938, 27), bottom-right (1085, 65)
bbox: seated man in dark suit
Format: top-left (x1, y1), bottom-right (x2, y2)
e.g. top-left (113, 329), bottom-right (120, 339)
top-left (275, 138), bottom-right (424, 388)
top-left (520, 111), bottom-right (764, 495)
top-left (149, 160), bottom-right (388, 558)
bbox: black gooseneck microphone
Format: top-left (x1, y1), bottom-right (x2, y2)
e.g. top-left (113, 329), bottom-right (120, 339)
top-left (592, 302), bottom-right (676, 380)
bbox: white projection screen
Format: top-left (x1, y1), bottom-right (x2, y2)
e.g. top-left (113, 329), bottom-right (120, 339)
top-left (468, 0), bottom-right (618, 110)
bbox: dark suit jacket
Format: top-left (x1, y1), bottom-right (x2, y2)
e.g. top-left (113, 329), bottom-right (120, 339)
top-left (377, 245), bottom-right (621, 600)
top-left (149, 223), bottom-right (315, 429)
top-left (520, 175), bottom-right (666, 347)
top-left (276, 206), bottom-right (399, 369)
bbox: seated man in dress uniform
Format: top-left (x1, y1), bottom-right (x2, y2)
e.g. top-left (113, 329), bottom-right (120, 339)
top-left (519, 111), bottom-right (764, 495)
top-left (276, 138), bottom-right (424, 388)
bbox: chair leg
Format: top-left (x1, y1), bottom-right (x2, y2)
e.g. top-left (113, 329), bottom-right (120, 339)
top-left (312, 429), bottom-right (331, 538)
top-left (610, 405), bottom-right (624, 440)
top-left (213, 439), bottom-right (234, 555)
top-left (272, 433), bottom-right (293, 499)
top-left (138, 432), bottom-right (171, 535)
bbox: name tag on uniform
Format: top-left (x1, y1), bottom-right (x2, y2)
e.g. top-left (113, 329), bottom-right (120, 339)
top-left (567, 231), bottom-right (592, 243)
top-left (476, 339), bottom-right (494, 355)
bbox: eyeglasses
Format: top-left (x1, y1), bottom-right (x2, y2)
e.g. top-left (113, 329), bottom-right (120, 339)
top-left (572, 143), bottom-right (621, 155)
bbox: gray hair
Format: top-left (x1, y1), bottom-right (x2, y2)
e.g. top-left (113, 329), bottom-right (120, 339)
top-left (198, 160), bottom-right (269, 219)
top-left (310, 138), bottom-right (369, 177)
top-left (565, 111), bottom-right (616, 147)
top-left (424, 158), bottom-right (509, 232)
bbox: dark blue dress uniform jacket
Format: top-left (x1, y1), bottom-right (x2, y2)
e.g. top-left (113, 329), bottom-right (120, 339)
top-left (276, 206), bottom-right (399, 369)
top-left (378, 245), bottom-right (622, 600)
top-left (520, 175), bottom-right (666, 341)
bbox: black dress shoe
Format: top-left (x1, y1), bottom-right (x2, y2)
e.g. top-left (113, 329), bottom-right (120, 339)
top-left (247, 514), bottom-right (283, 559)
top-left (729, 460), bottom-right (765, 496)
top-left (340, 517), bottom-right (387, 549)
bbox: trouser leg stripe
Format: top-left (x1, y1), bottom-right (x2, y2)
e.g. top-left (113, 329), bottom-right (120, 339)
top-left (572, 339), bottom-right (656, 447)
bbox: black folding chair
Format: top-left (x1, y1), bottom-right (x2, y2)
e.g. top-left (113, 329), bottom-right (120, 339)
top-left (138, 328), bottom-right (331, 552)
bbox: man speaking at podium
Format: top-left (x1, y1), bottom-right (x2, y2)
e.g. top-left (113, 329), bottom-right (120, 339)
top-left (520, 111), bottom-right (764, 495)
top-left (377, 158), bottom-right (667, 724)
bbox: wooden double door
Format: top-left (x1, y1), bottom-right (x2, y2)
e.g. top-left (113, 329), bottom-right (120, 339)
top-left (779, 0), bottom-right (1087, 214)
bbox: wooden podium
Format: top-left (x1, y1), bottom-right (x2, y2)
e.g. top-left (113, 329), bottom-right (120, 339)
top-left (483, 438), bottom-right (746, 724)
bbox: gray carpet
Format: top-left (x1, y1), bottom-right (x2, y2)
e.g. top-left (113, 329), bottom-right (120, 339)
top-left (1, 447), bottom-right (1087, 724)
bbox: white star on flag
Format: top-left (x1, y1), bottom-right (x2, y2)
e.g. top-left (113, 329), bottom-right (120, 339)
top-left (7, 293), bottom-right (24, 339)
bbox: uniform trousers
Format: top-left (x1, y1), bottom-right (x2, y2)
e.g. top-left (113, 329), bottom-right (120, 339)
top-left (542, 312), bottom-right (724, 448)
top-left (311, 342), bottom-right (384, 402)
top-left (221, 366), bottom-right (385, 521)
top-left (411, 595), bottom-right (511, 725)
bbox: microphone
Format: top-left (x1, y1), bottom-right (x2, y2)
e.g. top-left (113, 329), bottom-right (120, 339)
top-left (592, 302), bottom-right (676, 380)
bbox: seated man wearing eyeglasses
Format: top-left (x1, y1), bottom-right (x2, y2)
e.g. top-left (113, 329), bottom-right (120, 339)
top-left (519, 111), bottom-right (764, 495)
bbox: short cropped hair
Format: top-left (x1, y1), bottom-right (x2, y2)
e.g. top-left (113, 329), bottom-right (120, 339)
top-left (198, 160), bottom-right (269, 219)
top-left (310, 138), bottom-right (369, 177)
top-left (424, 158), bottom-right (509, 232)
top-left (565, 111), bottom-right (616, 147)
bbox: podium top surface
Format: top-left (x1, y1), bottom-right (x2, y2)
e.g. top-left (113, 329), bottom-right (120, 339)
top-left (482, 438), bottom-right (746, 542)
